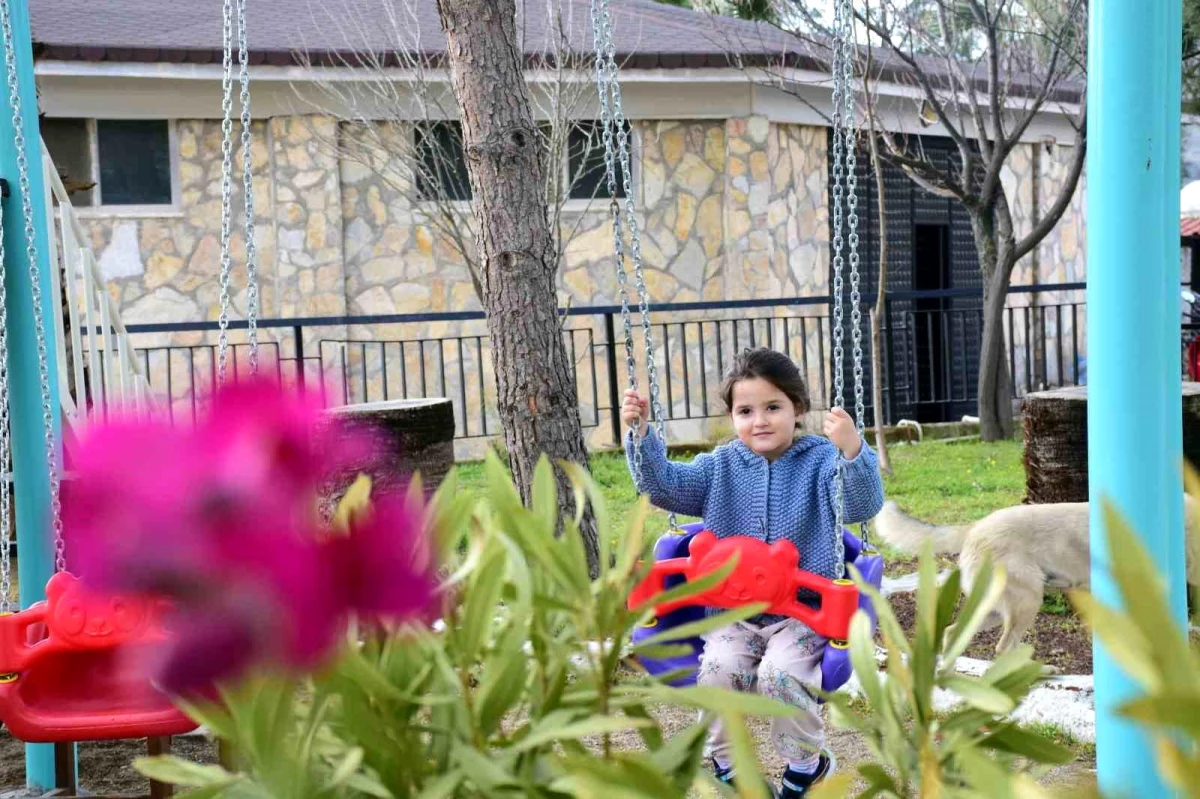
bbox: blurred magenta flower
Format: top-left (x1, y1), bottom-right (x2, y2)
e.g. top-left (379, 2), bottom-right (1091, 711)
top-left (62, 378), bottom-right (439, 697)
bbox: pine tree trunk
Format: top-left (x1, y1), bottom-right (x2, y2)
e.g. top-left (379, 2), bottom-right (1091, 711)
top-left (436, 0), bottom-right (600, 576)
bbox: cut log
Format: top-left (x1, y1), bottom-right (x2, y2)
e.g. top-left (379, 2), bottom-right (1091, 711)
top-left (1021, 383), bottom-right (1200, 503)
top-left (322, 398), bottom-right (456, 512)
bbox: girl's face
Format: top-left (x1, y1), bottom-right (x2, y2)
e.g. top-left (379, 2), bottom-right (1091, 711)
top-left (729, 377), bottom-right (799, 461)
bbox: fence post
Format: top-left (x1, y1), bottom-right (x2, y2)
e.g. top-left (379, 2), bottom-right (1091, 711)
top-left (293, 324), bottom-right (306, 395)
top-left (604, 312), bottom-right (621, 447)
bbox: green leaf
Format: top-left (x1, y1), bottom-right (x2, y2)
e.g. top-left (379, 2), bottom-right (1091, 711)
top-left (459, 540), bottom-right (507, 660)
top-left (848, 611), bottom-right (883, 708)
top-left (512, 716), bottom-right (652, 753)
top-left (1154, 737), bottom-right (1200, 794)
top-left (943, 558), bottom-right (1007, 666)
top-left (531, 456), bottom-right (558, 539)
top-left (453, 745), bottom-right (518, 792)
top-left (942, 675), bottom-right (1017, 714)
top-left (631, 643), bottom-right (698, 661)
top-left (981, 644), bottom-right (1038, 687)
top-left (644, 717), bottom-right (707, 779)
top-left (551, 753), bottom-right (682, 798)
top-left (616, 494), bottom-right (650, 581)
top-left (476, 641), bottom-right (530, 736)
top-left (1099, 499), bottom-right (1195, 686)
top-left (979, 724), bottom-right (1075, 765)
top-left (628, 549), bottom-right (742, 614)
top-left (416, 769), bottom-right (464, 799)
top-left (1069, 590), bottom-right (1160, 691)
top-left (627, 684), bottom-right (798, 718)
top-left (725, 712), bottom-right (770, 799)
top-left (342, 771), bottom-right (394, 799)
top-left (1118, 693), bottom-right (1200, 739)
top-left (934, 567), bottom-right (963, 649)
top-left (856, 763), bottom-right (899, 794)
top-left (323, 747), bottom-right (364, 789)
top-left (133, 757), bottom-right (236, 789)
top-left (632, 602), bottom-right (768, 648)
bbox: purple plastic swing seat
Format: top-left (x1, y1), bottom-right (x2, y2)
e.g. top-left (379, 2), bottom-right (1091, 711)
top-left (631, 523), bottom-right (884, 697)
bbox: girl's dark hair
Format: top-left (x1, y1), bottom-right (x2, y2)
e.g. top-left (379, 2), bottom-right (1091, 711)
top-left (720, 347), bottom-right (810, 416)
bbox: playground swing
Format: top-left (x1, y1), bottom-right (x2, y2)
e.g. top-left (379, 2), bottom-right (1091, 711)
top-left (0, 0), bottom-right (258, 742)
top-left (586, 0), bottom-right (884, 693)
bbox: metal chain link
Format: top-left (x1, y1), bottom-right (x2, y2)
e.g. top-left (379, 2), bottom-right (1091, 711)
top-left (829, 0), bottom-right (850, 577)
top-left (591, 0), bottom-right (676, 530)
top-left (589, 0), bottom-right (640, 485)
top-left (0, 0), bottom-right (65, 572)
top-left (217, 0), bottom-right (236, 384)
top-left (0, 117), bottom-right (12, 609)
top-left (841, 0), bottom-right (868, 550)
top-left (236, 0), bottom-right (259, 375)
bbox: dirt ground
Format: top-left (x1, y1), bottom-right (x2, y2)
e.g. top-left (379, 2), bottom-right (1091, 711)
top-left (0, 733), bottom-right (218, 795)
top-left (1, 712), bottom-right (1094, 797)
top-left (883, 555), bottom-right (1096, 675)
top-left (0, 556), bottom-right (1100, 796)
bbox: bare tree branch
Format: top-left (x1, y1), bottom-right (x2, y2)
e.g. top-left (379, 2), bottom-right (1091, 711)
top-left (285, 0), bottom-right (616, 307)
top-left (1011, 105), bottom-right (1087, 265)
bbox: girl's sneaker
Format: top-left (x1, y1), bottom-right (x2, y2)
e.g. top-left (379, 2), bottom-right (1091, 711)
top-left (778, 754), bottom-right (834, 798)
top-left (711, 758), bottom-right (778, 797)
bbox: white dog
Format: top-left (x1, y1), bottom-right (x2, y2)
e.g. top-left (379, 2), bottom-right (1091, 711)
top-left (872, 499), bottom-right (1200, 655)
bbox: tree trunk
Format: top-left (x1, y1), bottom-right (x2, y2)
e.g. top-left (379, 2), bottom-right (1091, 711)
top-left (970, 203), bottom-right (1017, 441)
top-left (436, 0), bottom-right (600, 576)
top-left (866, 130), bottom-right (891, 474)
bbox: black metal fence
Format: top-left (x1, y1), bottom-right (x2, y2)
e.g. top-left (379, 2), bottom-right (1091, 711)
top-left (117, 283), bottom-right (1088, 443)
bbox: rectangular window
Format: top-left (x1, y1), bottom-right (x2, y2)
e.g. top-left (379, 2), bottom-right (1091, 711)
top-left (96, 120), bottom-right (173, 206)
top-left (567, 120), bottom-right (628, 201)
top-left (415, 121), bottom-right (472, 202)
top-left (41, 118), bottom-right (177, 209)
top-left (41, 118), bottom-right (95, 207)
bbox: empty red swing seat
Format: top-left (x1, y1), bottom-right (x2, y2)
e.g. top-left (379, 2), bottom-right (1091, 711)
top-left (0, 571), bottom-right (198, 742)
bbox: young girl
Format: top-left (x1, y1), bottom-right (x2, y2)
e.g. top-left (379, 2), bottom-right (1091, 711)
top-left (622, 347), bottom-right (884, 797)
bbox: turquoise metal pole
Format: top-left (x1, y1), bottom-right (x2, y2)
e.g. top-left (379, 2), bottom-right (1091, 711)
top-left (0, 0), bottom-right (69, 790)
top-left (1087, 0), bottom-right (1186, 796)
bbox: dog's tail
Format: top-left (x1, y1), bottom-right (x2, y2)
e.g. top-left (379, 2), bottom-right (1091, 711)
top-left (871, 501), bottom-right (970, 555)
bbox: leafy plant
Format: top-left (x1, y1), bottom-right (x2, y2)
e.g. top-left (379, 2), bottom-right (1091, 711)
top-left (1065, 464), bottom-right (1200, 798)
top-left (813, 544), bottom-right (1074, 798)
top-left (133, 451), bottom-right (796, 798)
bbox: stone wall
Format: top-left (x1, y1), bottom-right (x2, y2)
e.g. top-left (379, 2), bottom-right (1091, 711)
top-left (73, 110), bottom-right (1087, 459)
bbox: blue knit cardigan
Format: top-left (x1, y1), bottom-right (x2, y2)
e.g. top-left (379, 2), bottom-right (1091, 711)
top-left (625, 429), bottom-right (885, 624)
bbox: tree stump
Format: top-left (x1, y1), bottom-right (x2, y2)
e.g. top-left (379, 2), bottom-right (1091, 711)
top-left (321, 398), bottom-right (456, 512)
top-left (1021, 383), bottom-right (1200, 503)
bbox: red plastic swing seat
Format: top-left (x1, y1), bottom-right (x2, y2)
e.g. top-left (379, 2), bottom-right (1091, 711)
top-left (0, 571), bottom-right (198, 742)
top-left (628, 531), bottom-right (860, 641)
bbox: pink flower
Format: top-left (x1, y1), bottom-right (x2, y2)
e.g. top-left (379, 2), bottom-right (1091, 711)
top-left (62, 377), bottom-right (440, 698)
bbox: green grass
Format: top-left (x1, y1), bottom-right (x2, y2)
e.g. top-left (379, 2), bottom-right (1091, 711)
top-left (881, 437), bottom-right (1026, 524)
top-left (451, 436), bottom-right (1028, 540)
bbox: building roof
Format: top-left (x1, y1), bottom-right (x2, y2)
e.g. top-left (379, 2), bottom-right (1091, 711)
top-left (30, 0), bottom-right (1081, 104)
top-left (31, 0), bottom-right (791, 69)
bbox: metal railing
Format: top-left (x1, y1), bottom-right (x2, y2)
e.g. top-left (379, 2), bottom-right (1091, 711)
top-left (42, 140), bottom-right (156, 430)
top-left (110, 285), bottom-right (1088, 443)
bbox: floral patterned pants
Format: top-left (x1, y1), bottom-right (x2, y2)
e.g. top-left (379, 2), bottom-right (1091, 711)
top-left (698, 617), bottom-right (826, 766)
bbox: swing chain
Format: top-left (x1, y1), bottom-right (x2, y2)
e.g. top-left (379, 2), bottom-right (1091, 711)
top-left (237, 0), bottom-right (259, 375)
top-left (830, 0), bottom-right (852, 578)
top-left (589, 0), bottom-right (640, 483)
top-left (217, 0), bottom-right (236, 383)
top-left (590, 0), bottom-right (676, 530)
top-left (0, 0), bottom-right (64, 573)
top-left (0, 146), bottom-right (10, 610)
top-left (842, 0), bottom-right (869, 550)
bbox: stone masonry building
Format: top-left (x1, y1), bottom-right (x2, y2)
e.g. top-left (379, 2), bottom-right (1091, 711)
top-left (30, 0), bottom-right (1085, 457)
